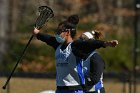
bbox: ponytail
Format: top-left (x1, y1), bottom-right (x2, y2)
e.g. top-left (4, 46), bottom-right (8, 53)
top-left (94, 31), bottom-right (103, 40)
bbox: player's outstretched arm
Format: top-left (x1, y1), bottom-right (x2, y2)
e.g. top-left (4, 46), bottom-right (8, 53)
top-left (104, 40), bottom-right (118, 47)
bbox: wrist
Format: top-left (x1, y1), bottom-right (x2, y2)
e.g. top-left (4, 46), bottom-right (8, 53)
top-left (104, 41), bottom-right (110, 47)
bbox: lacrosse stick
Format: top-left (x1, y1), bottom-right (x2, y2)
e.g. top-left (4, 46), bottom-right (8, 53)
top-left (2, 6), bottom-right (54, 90)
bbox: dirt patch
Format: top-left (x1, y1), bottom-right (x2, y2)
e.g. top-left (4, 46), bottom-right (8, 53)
top-left (0, 77), bottom-right (140, 93)
top-left (0, 77), bottom-right (56, 93)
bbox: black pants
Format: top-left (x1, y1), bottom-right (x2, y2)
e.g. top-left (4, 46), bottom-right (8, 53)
top-left (85, 87), bottom-right (105, 93)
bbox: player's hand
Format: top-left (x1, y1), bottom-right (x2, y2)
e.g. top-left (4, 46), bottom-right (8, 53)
top-left (105, 40), bottom-right (118, 47)
top-left (33, 28), bottom-right (40, 35)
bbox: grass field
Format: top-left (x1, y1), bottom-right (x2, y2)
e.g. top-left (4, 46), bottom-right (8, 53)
top-left (0, 77), bottom-right (140, 93)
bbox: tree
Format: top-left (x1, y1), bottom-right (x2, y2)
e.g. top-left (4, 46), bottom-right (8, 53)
top-left (0, 0), bottom-right (10, 69)
top-left (96, 0), bottom-right (106, 22)
top-left (0, 0), bottom-right (20, 70)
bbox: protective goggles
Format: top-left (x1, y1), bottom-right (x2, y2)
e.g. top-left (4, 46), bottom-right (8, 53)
top-left (55, 28), bottom-right (66, 35)
top-left (55, 28), bottom-right (75, 35)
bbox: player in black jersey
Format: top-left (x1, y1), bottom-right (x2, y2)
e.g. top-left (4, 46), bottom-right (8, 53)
top-left (78, 31), bottom-right (118, 93)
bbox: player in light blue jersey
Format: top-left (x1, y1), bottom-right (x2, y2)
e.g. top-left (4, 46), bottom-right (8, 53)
top-left (33, 15), bottom-right (118, 93)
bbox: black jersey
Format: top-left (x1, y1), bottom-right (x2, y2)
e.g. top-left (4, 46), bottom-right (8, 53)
top-left (36, 33), bottom-right (106, 56)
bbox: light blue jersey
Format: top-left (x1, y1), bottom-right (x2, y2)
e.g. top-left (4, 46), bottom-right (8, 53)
top-left (55, 43), bottom-right (84, 87)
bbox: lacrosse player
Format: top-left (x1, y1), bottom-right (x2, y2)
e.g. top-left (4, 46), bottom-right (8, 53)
top-left (78, 31), bottom-right (118, 93)
top-left (33, 15), bottom-right (118, 93)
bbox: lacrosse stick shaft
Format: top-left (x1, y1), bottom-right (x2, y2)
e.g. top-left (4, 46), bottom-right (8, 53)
top-left (2, 5), bottom-right (54, 90)
top-left (2, 35), bottom-right (34, 90)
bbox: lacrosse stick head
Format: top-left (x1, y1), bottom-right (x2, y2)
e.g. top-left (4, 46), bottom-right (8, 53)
top-left (35, 6), bottom-right (54, 29)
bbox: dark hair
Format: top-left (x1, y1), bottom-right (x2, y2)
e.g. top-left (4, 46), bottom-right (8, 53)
top-left (94, 31), bottom-right (102, 39)
top-left (66, 15), bottom-right (79, 38)
top-left (67, 15), bottom-right (79, 25)
top-left (57, 14), bottom-right (79, 38)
